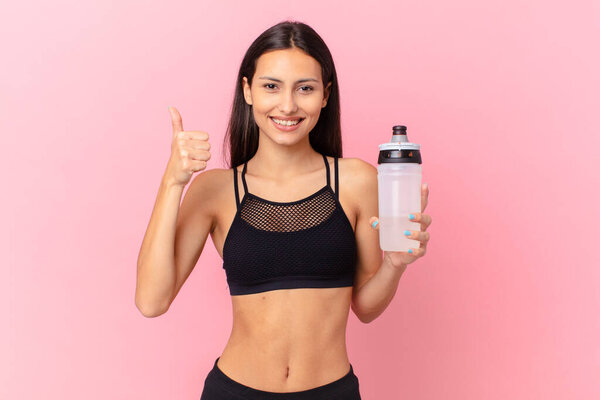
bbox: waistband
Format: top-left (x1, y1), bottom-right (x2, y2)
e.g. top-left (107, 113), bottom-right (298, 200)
top-left (207, 357), bottom-right (358, 400)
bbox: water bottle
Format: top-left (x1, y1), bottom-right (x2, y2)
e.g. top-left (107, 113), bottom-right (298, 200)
top-left (377, 125), bottom-right (423, 252)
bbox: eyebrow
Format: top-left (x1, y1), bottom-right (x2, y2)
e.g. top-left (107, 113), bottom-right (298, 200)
top-left (258, 76), bottom-right (319, 83)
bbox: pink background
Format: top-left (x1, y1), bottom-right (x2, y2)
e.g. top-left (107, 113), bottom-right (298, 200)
top-left (2, 0), bottom-right (599, 399)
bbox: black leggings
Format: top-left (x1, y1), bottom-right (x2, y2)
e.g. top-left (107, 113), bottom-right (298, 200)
top-left (200, 357), bottom-right (362, 400)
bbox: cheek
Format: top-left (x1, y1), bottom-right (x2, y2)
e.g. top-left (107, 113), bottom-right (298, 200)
top-left (250, 97), bottom-right (272, 125)
top-left (297, 98), bottom-right (323, 115)
top-left (306, 103), bottom-right (324, 117)
top-left (251, 94), bottom-right (275, 114)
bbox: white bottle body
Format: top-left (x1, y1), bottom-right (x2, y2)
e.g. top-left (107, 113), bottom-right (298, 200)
top-left (377, 163), bottom-right (422, 252)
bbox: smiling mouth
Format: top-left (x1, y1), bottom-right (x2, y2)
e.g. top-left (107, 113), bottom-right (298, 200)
top-left (269, 117), bottom-right (305, 126)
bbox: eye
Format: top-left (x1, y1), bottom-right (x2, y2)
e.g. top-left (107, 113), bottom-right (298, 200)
top-left (263, 83), bottom-right (277, 90)
top-left (300, 86), bottom-right (314, 93)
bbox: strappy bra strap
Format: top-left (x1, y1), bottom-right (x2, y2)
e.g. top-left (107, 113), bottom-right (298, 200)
top-left (241, 161), bottom-right (249, 196)
top-left (334, 156), bottom-right (339, 200)
top-left (322, 153), bottom-right (331, 188)
top-left (233, 166), bottom-right (240, 210)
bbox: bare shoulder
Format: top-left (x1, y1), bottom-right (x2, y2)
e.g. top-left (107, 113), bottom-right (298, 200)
top-left (338, 157), bottom-right (378, 217)
top-left (187, 167), bottom-right (229, 195)
top-left (184, 167), bottom-right (233, 218)
top-left (339, 157), bottom-right (377, 189)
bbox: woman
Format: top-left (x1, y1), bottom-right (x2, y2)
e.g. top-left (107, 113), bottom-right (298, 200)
top-left (136, 20), bottom-right (432, 399)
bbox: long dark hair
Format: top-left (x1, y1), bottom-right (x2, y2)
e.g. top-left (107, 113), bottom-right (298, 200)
top-left (222, 20), bottom-right (343, 168)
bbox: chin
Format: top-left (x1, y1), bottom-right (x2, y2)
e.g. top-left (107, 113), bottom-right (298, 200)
top-left (271, 134), bottom-right (308, 145)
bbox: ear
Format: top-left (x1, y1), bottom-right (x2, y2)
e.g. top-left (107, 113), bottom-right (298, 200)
top-left (322, 81), bottom-right (332, 108)
top-left (242, 76), bottom-right (253, 106)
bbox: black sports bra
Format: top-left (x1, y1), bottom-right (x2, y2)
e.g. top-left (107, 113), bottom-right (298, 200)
top-left (222, 154), bottom-right (357, 296)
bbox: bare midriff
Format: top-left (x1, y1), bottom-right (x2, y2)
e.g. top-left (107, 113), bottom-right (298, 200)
top-left (216, 285), bottom-right (354, 393)
top-left (211, 162), bottom-right (359, 393)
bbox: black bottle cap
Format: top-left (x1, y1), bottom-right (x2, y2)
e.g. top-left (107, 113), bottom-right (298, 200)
top-left (393, 125), bottom-right (407, 135)
top-left (378, 125), bottom-right (422, 164)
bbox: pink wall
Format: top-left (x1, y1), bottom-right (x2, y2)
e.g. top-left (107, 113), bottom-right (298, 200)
top-left (2, 0), bottom-right (599, 399)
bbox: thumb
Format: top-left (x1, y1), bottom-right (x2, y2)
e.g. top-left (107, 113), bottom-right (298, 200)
top-left (168, 106), bottom-right (184, 136)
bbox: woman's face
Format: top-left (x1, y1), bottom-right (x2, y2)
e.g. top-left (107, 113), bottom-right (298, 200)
top-left (242, 47), bottom-right (332, 145)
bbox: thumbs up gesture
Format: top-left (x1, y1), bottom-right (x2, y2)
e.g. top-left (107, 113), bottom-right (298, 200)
top-left (164, 106), bottom-right (211, 186)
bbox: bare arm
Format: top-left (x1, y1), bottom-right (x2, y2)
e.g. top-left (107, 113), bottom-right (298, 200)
top-left (135, 168), bottom-right (217, 317)
top-left (135, 177), bottom-right (186, 317)
top-left (135, 106), bottom-right (213, 317)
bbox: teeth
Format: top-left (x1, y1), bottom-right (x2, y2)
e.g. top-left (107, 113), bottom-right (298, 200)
top-left (272, 118), bottom-right (301, 126)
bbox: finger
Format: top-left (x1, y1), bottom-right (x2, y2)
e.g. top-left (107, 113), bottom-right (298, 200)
top-left (180, 146), bottom-right (211, 161)
top-left (189, 150), bottom-right (211, 161)
top-left (408, 247), bottom-right (425, 257)
top-left (421, 183), bottom-right (429, 212)
top-left (184, 140), bottom-right (211, 151)
top-left (181, 130), bottom-right (210, 142)
top-left (408, 212), bottom-right (432, 228)
top-left (168, 106), bottom-right (184, 136)
top-left (404, 230), bottom-right (430, 244)
top-left (369, 216), bottom-right (380, 230)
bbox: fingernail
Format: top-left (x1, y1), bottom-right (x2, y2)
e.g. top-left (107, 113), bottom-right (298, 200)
top-left (372, 221), bottom-right (378, 228)
top-left (424, 183), bottom-right (428, 189)
top-left (408, 249), bottom-right (413, 254)
top-left (409, 214), bottom-right (415, 220)
top-left (404, 230), bottom-right (411, 236)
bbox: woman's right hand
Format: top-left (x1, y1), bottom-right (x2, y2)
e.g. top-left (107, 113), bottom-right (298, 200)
top-left (164, 106), bottom-right (211, 187)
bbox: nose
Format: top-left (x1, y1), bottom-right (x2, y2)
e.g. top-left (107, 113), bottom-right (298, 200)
top-left (278, 90), bottom-right (298, 114)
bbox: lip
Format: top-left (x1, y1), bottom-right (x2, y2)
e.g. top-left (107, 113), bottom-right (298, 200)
top-left (270, 116), bottom-right (304, 121)
top-left (270, 116), bottom-right (304, 132)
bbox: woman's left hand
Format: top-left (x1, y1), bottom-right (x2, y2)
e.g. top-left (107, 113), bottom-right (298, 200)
top-left (369, 183), bottom-right (432, 269)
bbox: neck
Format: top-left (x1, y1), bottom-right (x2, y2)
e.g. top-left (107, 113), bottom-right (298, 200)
top-left (249, 132), bottom-right (323, 181)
